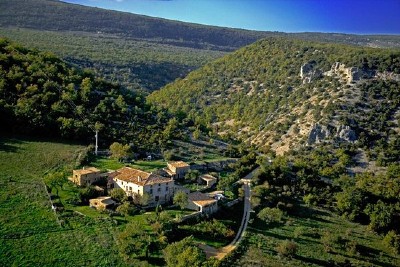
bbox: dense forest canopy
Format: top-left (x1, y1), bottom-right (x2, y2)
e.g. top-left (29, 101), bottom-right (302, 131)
top-left (1, 0), bottom-right (400, 93)
top-left (0, 38), bottom-right (169, 150)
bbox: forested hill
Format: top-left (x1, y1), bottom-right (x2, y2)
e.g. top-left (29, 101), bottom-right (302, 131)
top-left (149, 38), bottom-right (400, 164)
top-left (0, 0), bottom-right (267, 51)
top-left (0, 38), bottom-right (168, 150)
top-left (1, 0), bottom-right (399, 93)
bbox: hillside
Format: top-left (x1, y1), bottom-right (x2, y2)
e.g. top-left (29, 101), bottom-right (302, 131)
top-left (0, 37), bottom-right (169, 150)
top-left (1, 0), bottom-right (400, 92)
top-left (149, 38), bottom-right (400, 164)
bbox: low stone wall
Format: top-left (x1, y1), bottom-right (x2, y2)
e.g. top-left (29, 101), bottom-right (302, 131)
top-left (178, 211), bottom-right (202, 222)
top-left (190, 159), bottom-right (238, 172)
top-left (225, 198), bottom-right (240, 208)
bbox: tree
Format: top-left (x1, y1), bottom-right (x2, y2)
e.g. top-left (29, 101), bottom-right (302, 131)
top-left (45, 171), bottom-right (67, 196)
top-left (185, 170), bottom-right (200, 183)
top-left (382, 230), bottom-right (400, 255)
top-left (257, 207), bottom-right (283, 224)
top-left (110, 188), bottom-right (127, 202)
top-left (116, 201), bottom-right (136, 216)
top-left (276, 240), bottom-right (298, 258)
top-left (163, 236), bottom-right (206, 267)
top-left (364, 200), bottom-right (395, 232)
top-left (173, 191), bottom-right (188, 210)
top-left (109, 142), bottom-right (131, 161)
top-left (117, 221), bottom-right (155, 261)
top-left (132, 192), bottom-right (150, 206)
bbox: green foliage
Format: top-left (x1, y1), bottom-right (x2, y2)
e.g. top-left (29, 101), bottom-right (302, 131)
top-left (163, 236), bottom-right (207, 267)
top-left (132, 192), bottom-right (150, 206)
top-left (276, 240), bottom-right (298, 258)
top-left (179, 219), bottom-right (235, 241)
top-left (257, 207), bottom-right (283, 224)
top-left (321, 230), bottom-right (344, 253)
top-left (0, 37), bottom-right (170, 151)
top-left (109, 188), bottom-right (127, 203)
top-left (116, 201), bottom-right (137, 216)
top-left (185, 170), bottom-right (200, 183)
top-left (173, 190), bottom-right (188, 210)
top-left (303, 193), bottom-right (317, 207)
top-left (382, 230), bottom-right (400, 255)
top-left (109, 142), bottom-right (131, 160)
top-left (117, 221), bottom-right (154, 261)
top-left (149, 37), bottom-right (400, 147)
top-left (0, 138), bottom-right (124, 266)
top-left (44, 171), bottom-right (67, 196)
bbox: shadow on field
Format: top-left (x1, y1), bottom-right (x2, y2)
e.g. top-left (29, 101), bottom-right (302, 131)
top-left (294, 255), bottom-right (332, 266)
top-left (0, 138), bottom-right (25, 153)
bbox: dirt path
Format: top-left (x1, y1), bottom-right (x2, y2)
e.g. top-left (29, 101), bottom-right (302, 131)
top-left (200, 168), bottom-right (257, 260)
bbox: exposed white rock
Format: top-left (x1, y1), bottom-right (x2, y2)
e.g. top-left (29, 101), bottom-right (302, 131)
top-left (300, 62), bottom-right (322, 84)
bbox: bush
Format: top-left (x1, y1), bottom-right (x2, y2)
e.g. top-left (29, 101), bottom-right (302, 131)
top-left (320, 231), bottom-right (341, 252)
top-left (116, 202), bottom-right (137, 216)
top-left (382, 230), bottom-right (400, 255)
top-left (257, 207), bottom-right (283, 224)
top-left (293, 226), bottom-right (306, 238)
top-left (276, 240), bottom-right (297, 258)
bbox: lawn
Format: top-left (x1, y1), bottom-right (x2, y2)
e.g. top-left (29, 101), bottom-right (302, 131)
top-left (222, 204), bottom-right (400, 267)
top-left (91, 156), bottom-right (167, 172)
top-left (0, 137), bottom-right (125, 267)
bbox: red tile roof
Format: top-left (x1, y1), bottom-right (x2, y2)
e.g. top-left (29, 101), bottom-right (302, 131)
top-left (114, 167), bottom-right (172, 186)
top-left (168, 161), bottom-right (189, 168)
top-left (188, 192), bottom-right (217, 207)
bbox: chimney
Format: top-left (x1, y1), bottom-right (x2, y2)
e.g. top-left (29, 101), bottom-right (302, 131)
top-left (138, 176), bottom-right (142, 182)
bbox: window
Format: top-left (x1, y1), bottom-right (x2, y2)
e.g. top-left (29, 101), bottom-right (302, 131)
top-left (157, 188), bottom-right (161, 192)
top-left (129, 187), bottom-right (132, 191)
top-left (166, 186), bottom-right (168, 191)
top-left (158, 183), bottom-right (161, 187)
top-left (155, 196), bottom-right (159, 202)
top-left (150, 189), bottom-right (153, 194)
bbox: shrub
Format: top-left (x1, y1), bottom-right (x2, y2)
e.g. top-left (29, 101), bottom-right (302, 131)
top-left (276, 240), bottom-right (298, 258)
top-left (257, 207), bottom-right (283, 224)
top-left (293, 226), bottom-right (306, 238)
top-left (382, 230), bottom-right (400, 255)
top-left (321, 231), bottom-right (341, 252)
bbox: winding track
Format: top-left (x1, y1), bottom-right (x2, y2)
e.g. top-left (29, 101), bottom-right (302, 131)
top-left (200, 168), bottom-right (258, 260)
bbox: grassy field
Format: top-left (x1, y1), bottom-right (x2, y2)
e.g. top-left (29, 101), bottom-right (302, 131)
top-left (90, 157), bottom-right (167, 172)
top-left (222, 204), bottom-right (400, 267)
top-left (0, 137), bottom-right (125, 267)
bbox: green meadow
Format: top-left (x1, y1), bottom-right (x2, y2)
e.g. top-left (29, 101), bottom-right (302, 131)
top-left (0, 137), bottom-right (124, 267)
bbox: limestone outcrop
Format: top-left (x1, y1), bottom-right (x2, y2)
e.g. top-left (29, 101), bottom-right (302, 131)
top-left (307, 123), bottom-right (357, 145)
top-left (325, 62), bottom-right (374, 84)
top-left (300, 62), bottom-right (322, 84)
top-left (307, 124), bottom-right (330, 145)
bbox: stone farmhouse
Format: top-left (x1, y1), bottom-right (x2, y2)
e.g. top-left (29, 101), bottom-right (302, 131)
top-left (71, 167), bottom-right (102, 186)
top-left (187, 191), bottom-right (218, 215)
top-left (166, 161), bottom-right (190, 179)
top-left (89, 196), bottom-right (116, 210)
top-left (113, 167), bottom-right (174, 206)
top-left (198, 174), bottom-right (217, 188)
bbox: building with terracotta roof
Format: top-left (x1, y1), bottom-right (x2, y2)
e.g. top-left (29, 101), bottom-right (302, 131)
top-left (89, 196), bottom-right (116, 210)
top-left (198, 174), bottom-right (218, 188)
top-left (113, 167), bottom-right (174, 206)
top-left (71, 167), bottom-right (102, 186)
top-left (187, 191), bottom-right (218, 215)
top-left (167, 161), bottom-right (190, 179)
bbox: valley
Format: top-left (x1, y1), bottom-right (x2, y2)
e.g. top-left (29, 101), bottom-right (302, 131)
top-left (0, 0), bottom-right (399, 266)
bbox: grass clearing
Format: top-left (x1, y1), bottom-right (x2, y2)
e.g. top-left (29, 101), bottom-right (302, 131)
top-left (0, 137), bottom-right (124, 267)
top-left (223, 204), bottom-right (400, 267)
top-left (91, 156), bottom-right (167, 172)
